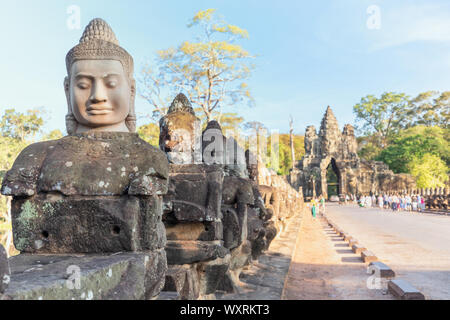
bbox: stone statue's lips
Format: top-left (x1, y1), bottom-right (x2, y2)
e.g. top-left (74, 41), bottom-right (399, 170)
top-left (86, 104), bottom-right (113, 115)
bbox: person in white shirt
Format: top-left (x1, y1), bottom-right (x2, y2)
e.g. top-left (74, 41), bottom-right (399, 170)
top-left (365, 195), bottom-right (372, 208)
top-left (405, 195), bottom-right (412, 212)
top-left (378, 195), bottom-right (383, 209)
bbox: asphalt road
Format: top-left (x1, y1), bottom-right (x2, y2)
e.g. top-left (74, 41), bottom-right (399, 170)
top-left (325, 203), bottom-right (450, 300)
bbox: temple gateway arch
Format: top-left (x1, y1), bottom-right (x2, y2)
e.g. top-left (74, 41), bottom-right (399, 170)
top-left (289, 107), bottom-right (416, 200)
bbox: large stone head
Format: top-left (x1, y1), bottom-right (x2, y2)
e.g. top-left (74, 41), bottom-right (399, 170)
top-left (64, 18), bottom-right (136, 134)
top-left (159, 93), bottom-right (201, 164)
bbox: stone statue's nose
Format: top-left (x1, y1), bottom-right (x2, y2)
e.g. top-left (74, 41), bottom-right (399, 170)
top-left (90, 82), bottom-right (108, 103)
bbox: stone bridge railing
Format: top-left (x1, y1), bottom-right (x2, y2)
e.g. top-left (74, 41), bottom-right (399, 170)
top-left (0, 94), bottom-right (304, 300)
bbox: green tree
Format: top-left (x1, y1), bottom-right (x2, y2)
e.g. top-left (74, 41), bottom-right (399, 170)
top-left (376, 126), bottom-right (449, 173)
top-left (42, 129), bottom-right (64, 141)
top-left (357, 136), bottom-right (383, 161)
top-left (408, 153), bottom-right (449, 188)
top-left (1, 108), bottom-right (44, 142)
top-left (137, 123), bottom-right (160, 147)
top-left (0, 108), bottom-right (44, 256)
top-left (267, 133), bottom-right (305, 175)
top-left (196, 109), bottom-right (244, 134)
top-left (407, 91), bottom-right (450, 129)
top-left (353, 92), bottom-right (410, 148)
top-left (140, 9), bottom-right (254, 121)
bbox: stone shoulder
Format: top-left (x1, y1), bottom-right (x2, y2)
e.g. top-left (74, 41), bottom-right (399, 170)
top-left (128, 136), bottom-right (170, 195)
top-left (133, 135), bottom-right (169, 180)
top-left (1, 140), bottom-right (58, 196)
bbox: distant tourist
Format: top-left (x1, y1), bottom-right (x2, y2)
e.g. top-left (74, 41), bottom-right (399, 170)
top-left (311, 198), bottom-right (317, 218)
top-left (320, 196), bottom-right (326, 214)
top-left (391, 194), bottom-right (398, 211)
top-left (365, 195), bottom-right (372, 208)
top-left (420, 196), bottom-right (425, 212)
top-left (412, 195), bottom-right (418, 211)
top-left (378, 195), bottom-right (383, 209)
top-left (405, 195), bottom-right (412, 212)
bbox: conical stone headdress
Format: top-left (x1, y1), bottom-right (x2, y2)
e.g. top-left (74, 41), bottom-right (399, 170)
top-left (65, 18), bottom-right (136, 133)
top-left (167, 93), bottom-right (195, 115)
top-left (65, 18), bottom-right (134, 78)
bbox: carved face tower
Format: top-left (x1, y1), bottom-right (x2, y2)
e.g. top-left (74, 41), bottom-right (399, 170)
top-left (64, 18), bottom-right (136, 133)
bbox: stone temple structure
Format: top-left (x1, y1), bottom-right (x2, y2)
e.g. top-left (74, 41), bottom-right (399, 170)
top-left (289, 107), bottom-right (416, 200)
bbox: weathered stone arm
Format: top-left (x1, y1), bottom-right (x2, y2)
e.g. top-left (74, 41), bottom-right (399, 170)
top-left (1, 141), bottom-right (55, 197)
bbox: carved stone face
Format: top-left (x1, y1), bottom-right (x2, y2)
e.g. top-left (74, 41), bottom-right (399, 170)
top-left (65, 59), bottom-right (133, 132)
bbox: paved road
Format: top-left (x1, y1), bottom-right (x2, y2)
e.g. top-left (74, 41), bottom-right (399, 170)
top-left (325, 203), bottom-right (450, 300)
top-left (283, 210), bottom-right (391, 300)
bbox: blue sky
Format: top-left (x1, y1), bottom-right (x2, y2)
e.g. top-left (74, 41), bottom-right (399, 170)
top-left (0, 0), bottom-right (449, 135)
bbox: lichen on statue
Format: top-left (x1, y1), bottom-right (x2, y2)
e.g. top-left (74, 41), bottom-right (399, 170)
top-left (0, 19), bottom-right (169, 255)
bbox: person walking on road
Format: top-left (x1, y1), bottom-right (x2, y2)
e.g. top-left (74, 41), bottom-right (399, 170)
top-left (391, 194), bottom-right (398, 211)
top-left (311, 198), bottom-right (317, 218)
top-left (412, 195), bottom-right (418, 212)
top-left (320, 196), bottom-right (326, 214)
top-left (378, 194), bottom-right (383, 209)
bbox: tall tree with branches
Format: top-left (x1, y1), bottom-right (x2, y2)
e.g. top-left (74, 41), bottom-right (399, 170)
top-left (140, 9), bottom-right (255, 122)
top-left (353, 92), bottom-right (410, 148)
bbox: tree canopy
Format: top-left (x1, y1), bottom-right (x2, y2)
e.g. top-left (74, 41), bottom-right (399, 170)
top-left (408, 153), bottom-right (449, 188)
top-left (406, 91), bottom-right (449, 129)
top-left (0, 108), bottom-right (44, 142)
top-left (376, 126), bottom-right (449, 174)
top-left (140, 9), bottom-right (255, 122)
top-left (353, 92), bottom-right (410, 148)
top-left (354, 91), bottom-right (449, 189)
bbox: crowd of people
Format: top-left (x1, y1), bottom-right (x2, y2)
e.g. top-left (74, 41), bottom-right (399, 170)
top-left (353, 194), bottom-right (427, 212)
top-left (307, 192), bottom-right (448, 217)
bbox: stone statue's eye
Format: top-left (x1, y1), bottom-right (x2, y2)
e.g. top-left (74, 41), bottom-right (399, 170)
top-left (106, 81), bottom-right (117, 88)
top-left (77, 82), bottom-right (90, 90)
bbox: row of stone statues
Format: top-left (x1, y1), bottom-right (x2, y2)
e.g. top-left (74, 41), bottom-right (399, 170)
top-left (0, 18), bottom-right (303, 300)
top-left (158, 93), bottom-right (303, 299)
top-left (425, 195), bottom-right (449, 210)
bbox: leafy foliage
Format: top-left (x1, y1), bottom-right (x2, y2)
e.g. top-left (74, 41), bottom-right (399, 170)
top-left (42, 129), bottom-right (64, 141)
top-left (140, 9), bottom-right (255, 121)
top-left (1, 108), bottom-right (44, 142)
top-left (408, 153), bottom-right (449, 188)
top-left (267, 133), bottom-right (304, 175)
top-left (137, 123), bottom-right (160, 147)
top-left (353, 92), bottom-right (410, 148)
top-left (376, 126), bottom-right (449, 173)
top-left (0, 108), bottom-right (48, 256)
top-left (406, 91), bottom-right (449, 128)
top-left (353, 91), bottom-right (449, 189)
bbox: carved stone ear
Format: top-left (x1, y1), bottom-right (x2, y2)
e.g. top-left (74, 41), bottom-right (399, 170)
top-left (130, 78), bottom-right (136, 96)
top-left (64, 76), bottom-right (70, 105)
top-left (64, 76), bottom-right (69, 92)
